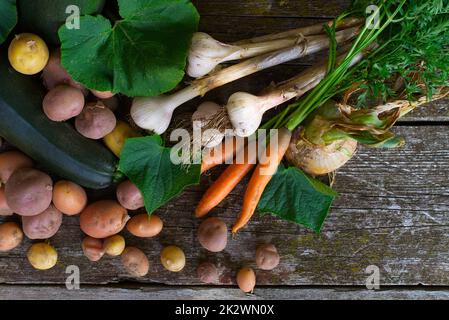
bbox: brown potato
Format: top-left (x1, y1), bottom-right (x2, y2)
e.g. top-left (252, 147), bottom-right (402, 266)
top-left (197, 262), bottom-right (219, 284)
top-left (5, 168), bottom-right (53, 216)
top-left (22, 205), bottom-right (63, 240)
top-left (126, 214), bottom-right (163, 238)
top-left (43, 85), bottom-right (85, 121)
top-left (236, 267), bottom-right (256, 293)
top-left (121, 247), bottom-right (149, 277)
top-left (0, 186), bottom-right (13, 216)
top-left (91, 90), bottom-right (115, 99)
top-left (42, 49), bottom-right (86, 92)
top-left (197, 217), bottom-right (228, 252)
top-left (0, 222), bottom-right (23, 252)
top-left (82, 236), bottom-right (105, 262)
top-left (116, 180), bottom-right (144, 210)
top-left (52, 180), bottom-right (87, 216)
top-left (0, 151), bottom-right (33, 184)
top-left (75, 102), bottom-right (117, 139)
top-left (255, 244), bottom-right (280, 271)
top-left (79, 200), bottom-right (129, 238)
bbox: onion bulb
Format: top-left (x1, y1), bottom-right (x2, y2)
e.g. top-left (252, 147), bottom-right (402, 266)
top-left (285, 128), bottom-right (357, 176)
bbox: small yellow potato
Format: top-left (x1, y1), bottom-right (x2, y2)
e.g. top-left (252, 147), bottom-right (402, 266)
top-left (126, 214), bottom-right (163, 238)
top-left (82, 236), bottom-right (105, 262)
top-left (0, 151), bottom-right (33, 184)
top-left (52, 180), bottom-right (87, 216)
top-left (27, 242), bottom-right (58, 270)
top-left (104, 121), bottom-right (141, 157)
top-left (103, 234), bottom-right (125, 256)
top-left (121, 246), bottom-right (149, 277)
top-left (8, 33), bottom-right (49, 75)
top-left (0, 222), bottom-right (23, 252)
top-left (0, 186), bottom-right (13, 216)
top-left (160, 245), bottom-right (186, 272)
top-left (236, 267), bottom-right (256, 293)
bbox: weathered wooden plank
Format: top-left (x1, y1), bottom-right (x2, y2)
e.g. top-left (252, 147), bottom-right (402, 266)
top-left (194, 0), bottom-right (352, 18)
top-left (1, 126), bottom-right (449, 286)
top-left (2, 284), bottom-right (449, 300)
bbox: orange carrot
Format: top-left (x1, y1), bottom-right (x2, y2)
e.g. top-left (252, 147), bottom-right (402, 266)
top-left (201, 137), bottom-right (238, 174)
top-left (196, 144), bottom-right (255, 218)
top-left (232, 128), bottom-right (292, 234)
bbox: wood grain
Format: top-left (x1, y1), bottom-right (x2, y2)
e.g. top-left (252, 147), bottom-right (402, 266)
top-left (1, 126), bottom-right (449, 286)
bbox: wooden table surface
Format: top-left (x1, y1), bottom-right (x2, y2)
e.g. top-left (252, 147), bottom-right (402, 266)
top-left (1, 0), bottom-right (449, 300)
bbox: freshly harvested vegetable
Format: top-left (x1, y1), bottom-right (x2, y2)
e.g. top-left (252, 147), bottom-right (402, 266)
top-left (52, 180), bottom-right (87, 216)
top-left (119, 135), bottom-right (201, 214)
top-left (197, 217), bottom-right (228, 253)
top-left (131, 28), bottom-right (359, 134)
top-left (255, 244), bottom-right (280, 271)
top-left (160, 246), bottom-right (186, 273)
top-left (104, 121), bottom-right (141, 157)
top-left (0, 186), bottom-right (13, 216)
top-left (22, 205), bottom-right (63, 240)
top-left (0, 55), bottom-right (118, 189)
top-left (5, 168), bottom-right (53, 217)
top-left (0, 0), bottom-right (17, 45)
top-left (201, 137), bottom-right (238, 173)
top-left (195, 145), bottom-right (256, 218)
top-left (75, 101), bottom-right (117, 140)
top-left (232, 128), bottom-right (292, 234)
top-left (43, 85), bottom-right (85, 122)
top-left (91, 90), bottom-right (114, 99)
top-left (116, 180), bottom-right (144, 211)
top-left (79, 200), bottom-right (129, 239)
top-left (192, 102), bottom-right (225, 148)
top-left (0, 150), bottom-right (33, 184)
top-left (236, 267), bottom-right (256, 293)
top-left (82, 236), bottom-right (104, 262)
top-left (197, 262), bottom-right (219, 284)
top-left (42, 49), bottom-right (86, 92)
top-left (126, 214), bottom-right (163, 238)
top-left (27, 242), bottom-right (58, 270)
top-left (103, 235), bottom-right (125, 256)
top-left (59, 0), bottom-right (199, 97)
top-left (8, 33), bottom-right (49, 75)
top-left (0, 222), bottom-right (23, 252)
top-left (121, 247), bottom-right (149, 277)
top-left (187, 17), bottom-right (362, 78)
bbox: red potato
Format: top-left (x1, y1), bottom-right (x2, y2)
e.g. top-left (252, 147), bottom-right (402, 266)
top-left (0, 151), bottom-right (33, 184)
top-left (236, 267), bottom-right (256, 293)
top-left (0, 222), bottom-right (23, 252)
top-left (52, 180), bottom-right (87, 216)
top-left (42, 49), bottom-right (86, 93)
top-left (0, 186), bottom-right (13, 216)
top-left (116, 180), bottom-right (144, 210)
top-left (82, 236), bottom-right (105, 262)
top-left (197, 217), bottom-right (228, 252)
top-left (75, 102), bottom-right (117, 140)
top-left (255, 244), bottom-right (280, 271)
top-left (79, 200), bottom-right (129, 238)
top-left (121, 247), bottom-right (149, 277)
top-left (5, 168), bottom-right (53, 217)
top-left (91, 90), bottom-right (115, 99)
top-left (126, 214), bottom-right (163, 238)
top-left (197, 262), bottom-right (219, 284)
top-left (22, 205), bottom-right (63, 240)
top-left (43, 85), bottom-right (85, 121)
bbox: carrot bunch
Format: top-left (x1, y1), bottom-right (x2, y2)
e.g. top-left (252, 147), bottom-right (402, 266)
top-left (197, 128), bottom-right (292, 234)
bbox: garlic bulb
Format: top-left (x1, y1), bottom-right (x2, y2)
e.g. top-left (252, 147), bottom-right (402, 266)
top-left (192, 101), bottom-right (225, 148)
top-left (285, 131), bottom-right (357, 176)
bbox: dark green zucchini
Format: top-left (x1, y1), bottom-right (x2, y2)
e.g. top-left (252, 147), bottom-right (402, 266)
top-left (18, 0), bottom-right (106, 45)
top-left (0, 48), bottom-right (117, 189)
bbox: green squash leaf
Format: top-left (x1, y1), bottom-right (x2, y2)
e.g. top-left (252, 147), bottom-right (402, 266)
top-left (59, 0), bottom-right (199, 97)
top-left (257, 165), bottom-right (338, 233)
top-left (0, 0), bottom-right (17, 45)
top-left (119, 135), bottom-right (201, 214)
